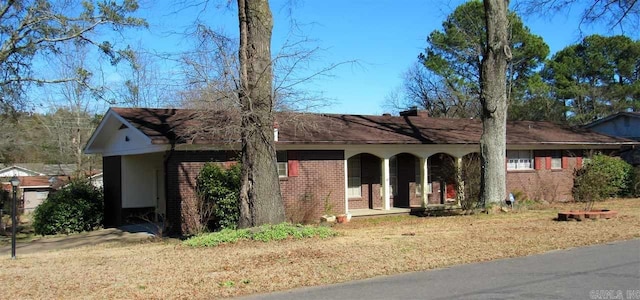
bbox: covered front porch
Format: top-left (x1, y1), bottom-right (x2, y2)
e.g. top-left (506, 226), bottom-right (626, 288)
top-left (343, 145), bottom-right (479, 216)
top-left (348, 204), bottom-right (463, 218)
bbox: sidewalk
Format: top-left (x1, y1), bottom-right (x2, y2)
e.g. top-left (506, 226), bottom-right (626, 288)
top-left (0, 227), bottom-right (154, 256)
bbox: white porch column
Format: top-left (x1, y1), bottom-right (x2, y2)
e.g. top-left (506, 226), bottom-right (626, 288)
top-left (456, 157), bottom-right (464, 207)
top-left (421, 157), bottom-right (429, 208)
top-left (344, 157), bottom-right (349, 214)
top-left (382, 157), bottom-right (391, 210)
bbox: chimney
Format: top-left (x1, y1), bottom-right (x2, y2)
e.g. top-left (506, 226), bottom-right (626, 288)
top-left (399, 106), bottom-right (428, 117)
top-left (273, 121), bottom-right (279, 142)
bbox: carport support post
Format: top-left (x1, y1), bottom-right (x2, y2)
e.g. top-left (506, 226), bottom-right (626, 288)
top-left (343, 157), bottom-right (349, 214)
top-left (421, 157), bottom-right (429, 208)
top-left (382, 158), bottom-right (391, 210)
top-left (455, 157), bottom-right (464, 207)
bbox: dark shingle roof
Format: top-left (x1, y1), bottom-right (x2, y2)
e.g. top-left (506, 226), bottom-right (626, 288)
top-left (110, 107), bottom-right (635, 146)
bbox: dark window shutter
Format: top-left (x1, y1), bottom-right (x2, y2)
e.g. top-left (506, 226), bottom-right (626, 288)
top-left (535, 156), bottom-right (543, 170)
top-left (545, 157), bottom-right (551, 170)
top-left (287, 151), bottom-right (299, 177)
top-left (288, 160), bottom-right (299, 177)
top-left (576, 157), bottom-right (583, 169)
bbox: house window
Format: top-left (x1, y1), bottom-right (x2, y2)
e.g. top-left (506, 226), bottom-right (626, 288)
top-left (36, 191), bottom-right (48, 200)
top-left (415, 157), bottom-right (422, 196)
top-left (347, 155), bottom-right (361, 198)
top-left (551, 151), bottom-right (562, 169)
top-left (277, 151), bottom-right (288, 177)
top-left (415, 157), bottom-right (433, 194)
top-left (507, 150), bottom-right (533, 170)
top-left (390, 156), bottom-right (397, 197)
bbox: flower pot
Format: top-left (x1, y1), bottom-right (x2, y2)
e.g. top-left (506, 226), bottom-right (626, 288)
top-left (336, 214), bottom-right (347, 224)
top-left (321, 215), bottom-right (336, 223)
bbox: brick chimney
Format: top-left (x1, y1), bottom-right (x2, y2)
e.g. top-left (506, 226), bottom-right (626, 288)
top-left (399, 106), bottom-right (429, 117)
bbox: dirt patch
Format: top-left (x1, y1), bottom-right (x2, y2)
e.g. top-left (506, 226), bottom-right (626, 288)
top-left (2, 199), bottom-right (639, 299)
top-left (0, 228), bottom-right (154, 255)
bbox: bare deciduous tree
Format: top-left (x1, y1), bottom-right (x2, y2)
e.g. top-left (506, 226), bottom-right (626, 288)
top-left (38, 43), bottom-right (101, 174)
top-left (0, 0), bottom-right (145, 112)
top-left (389, 62), bottom-right (481, 117)
top-left (174, 1), bottom-right (354, 227)
top-left (237, 0), bottom-right (285, 227)
top-left (517, 0), bottom-right (639, 36)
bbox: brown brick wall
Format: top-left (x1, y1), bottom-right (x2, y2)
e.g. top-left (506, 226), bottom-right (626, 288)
top-left (506, 151), bottom-right (583, 202)
top-left (165, 150), bottom-right (239, 235)
top-left (166, 150), bottom-right (345, 234)
top-left (280, 150), bottom-right (345, 223)
top-left (428, 181), bottom-right (443, 204)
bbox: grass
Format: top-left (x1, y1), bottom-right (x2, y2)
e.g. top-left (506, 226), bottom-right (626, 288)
top-left (2, 199), bottom-right (640, 299)
top-left (0, 213), bottom-right (39, 245)
top-left (183, 223), bottom-right (337, 247)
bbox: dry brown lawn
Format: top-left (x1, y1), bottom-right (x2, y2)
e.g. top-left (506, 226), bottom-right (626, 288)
top-left (3, 199), bottom-right (640, 299)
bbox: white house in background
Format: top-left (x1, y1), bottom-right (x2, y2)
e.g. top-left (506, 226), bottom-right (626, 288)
top-left (19, 177), bottom-right (57, 212)
top-left (0, 163), bottom-right (102, 212)
top-left (0, 165), bottom-right (43, 177)
top-left (584, 112), bottom-right (640, 141)
top-left (89, 172), bottom-right (104, 189)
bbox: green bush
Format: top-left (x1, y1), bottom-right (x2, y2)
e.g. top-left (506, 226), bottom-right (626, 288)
top-left (183, 228), bottom-right (252, 247)
top-left (631, 166), bottom-right (640, 197)
top-left (183, 223), bottom-right (337, 247)
top-left (573, 154), bottom-right (633, 203)
top-left (196, 162), bottom-right (241, 231)
top-left (32, 180), bottom-right (103, 235)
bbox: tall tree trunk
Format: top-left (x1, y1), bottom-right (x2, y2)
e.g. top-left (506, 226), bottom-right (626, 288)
top-left (480, 0), bottom-right (511, 205)
top-left (237, 0), bottom-right (285, 228)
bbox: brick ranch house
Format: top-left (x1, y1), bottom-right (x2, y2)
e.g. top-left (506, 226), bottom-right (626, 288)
top-left (84, 107), bottom-right (636, 234)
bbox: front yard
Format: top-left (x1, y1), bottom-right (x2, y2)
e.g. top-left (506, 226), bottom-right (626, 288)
top-left (3, 199), bottom-right (640, 299)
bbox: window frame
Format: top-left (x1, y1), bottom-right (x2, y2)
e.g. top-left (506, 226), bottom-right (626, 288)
top-left (550, 150), bottom-right (562, 170)
top-left (276, 151), bottom-right (288, 177)
top-left (347, 155), bottom-right (362, 198)
top-left (389, 156), bottom-right (398, 197)
top-left (415, 157), bottom-right (422, 196)
top-left (507, 150), bottom-right (534, 171)
top-left (416, 157), bottom-right (433, 195)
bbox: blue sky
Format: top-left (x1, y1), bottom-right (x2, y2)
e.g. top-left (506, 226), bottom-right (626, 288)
top-left (121, 0), bottom-right (627, 115)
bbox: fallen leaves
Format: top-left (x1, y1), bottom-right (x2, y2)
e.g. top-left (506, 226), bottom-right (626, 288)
top-left (1, 199), bottom-right (639, 299)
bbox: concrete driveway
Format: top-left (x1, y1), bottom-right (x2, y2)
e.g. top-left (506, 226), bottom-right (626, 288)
top-left (0, 227), bottom-right (154, 256)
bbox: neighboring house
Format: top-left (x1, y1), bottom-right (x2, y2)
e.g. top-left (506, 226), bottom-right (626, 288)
top-left (18, 176), bottom-right (63, 212)
top-left (584, 112), bottom-right (640, 165)
top-left (0, 163), bottom-right (79, 177)
top-left (0, 163), bottom-right (100, 212)
top-left (85, 107), bottom-right (637, 234)
top-left (89, 173), bottom-right (104, 189)
top-left (584, 112), bottom-right (640, 141)
top-left (0, 165), bottom-right (43, 177)
top-left (0, 175), bottom-right (69, 212)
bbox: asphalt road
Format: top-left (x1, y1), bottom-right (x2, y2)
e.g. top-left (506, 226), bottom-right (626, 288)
top-left (240, 239), bottom-right (640, 300)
